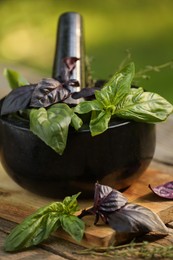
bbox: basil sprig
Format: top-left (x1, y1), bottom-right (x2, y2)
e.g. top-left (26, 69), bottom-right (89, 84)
top-left (3, 62), bottom-right (173, 154)
top-left (74, 62), bottom-right (173, 136)
top-left (4, 193), bottom-right (85, 252)
top-left (79, 183), bottom-right (168, 238)
top-left (30, 103), bottom-right (83, 155)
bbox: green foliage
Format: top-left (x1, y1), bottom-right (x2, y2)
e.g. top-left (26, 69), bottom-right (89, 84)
top-left (3, 68), bottom-right (29, 89)
top-left (114, 87), bottom-right (173, 122)
top-left (60, 215), bottom-right (84, 242)
top-left (30, 103), bottom-right (82, 155)
top-left (4, 192), bottom-right (84, 252)
top-left (3, 62), bottom-right (173, 154)
top-left (74, 62), bottom-right (173, 136)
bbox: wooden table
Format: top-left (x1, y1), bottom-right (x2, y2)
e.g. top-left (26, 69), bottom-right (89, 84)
top-left (0, 116), bottom-right (173, 259)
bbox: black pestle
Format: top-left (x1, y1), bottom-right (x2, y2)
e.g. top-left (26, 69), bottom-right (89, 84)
top-left (52, 12), bottom-right (85, 104)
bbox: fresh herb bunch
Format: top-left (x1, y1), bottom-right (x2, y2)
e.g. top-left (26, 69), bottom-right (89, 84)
top-left (1, 61), bottom-right (173, 155)
top-left (78, 183), bottom-right (168, 236)
top-left (4, 192), bottom-right (84, 252)
top-left (4, 183), bottom-right (168, 253)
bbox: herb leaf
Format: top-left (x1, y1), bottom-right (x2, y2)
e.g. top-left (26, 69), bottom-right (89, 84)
top-left (60, 215), bottom-right (85, 242)
top-left (4, 193), bottom-right (84, 252)
top-left (2, 61), bottom-right (173, 154)
top-left (108, 203), bottom-right (168, 235)
top-left (93, 183), bottom-right (128, 212)
top-left (72, 87), bottom-right (99, 99)
top-left (95, 61), bottom-right (135, 107)
top-left (60, 57), bottom-right (79, 83)
top-left (63, 192), bottom-right (81, 214)
top-left (30, 103), bottom-right (73, 155)
top-left (90, 110), bottom-right (111, 136)
top-left (71, 113), bottom-right (83, 131)
top-left (114, 87), bottom-right (173, 122)
top-left (75, 62), bottom-right (173, 137)
top-left (1, 85), bottom-right (35, 115)
top-left (3, 68), bottom-right (29, 89)
top-left (4, 202), bottom-right (62, 252)
top-left (79, 183), bottom-right (168, 239)
top-left (149, 182), bottom-right (173, 199)
top-left (30, 78), bottom-right (70, 108)
top-left (74, 99), bottom-right (102, 114)
top-left (74, 62), bottom-right (135, 136)
top-left (30, 103), bottom-right (83, 155)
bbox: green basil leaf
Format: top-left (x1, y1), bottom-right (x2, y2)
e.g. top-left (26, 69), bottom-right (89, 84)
top-left (95, 62), bottom-right (135, 107)
top-left (71, 113), bottom-right (83, 131)
top-left (94, 86), bottom-right (116, 108)
top-left (63, 192), bottom-right (81, 214)
top-left (114, 87), bottom-right (173, 122)
top-left (74, 63), bottom-right (135, 137)
top-left (74, 99), bottom-right (102, 114)
top-left (4, 202), bottom-right (63, 252)
top-left (60, 215), bottom-right (85, 242)
top-left (90, 110), bottom-right (112, 136)
top-left (30, 103), bottom-right (73, 155)
top-left (5, 193), bottom-right (83, 252)
top-left (4, 68), bottom-right (29, 89)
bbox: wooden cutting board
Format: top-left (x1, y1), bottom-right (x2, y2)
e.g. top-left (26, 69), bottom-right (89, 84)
top-left (0, 164), bottom-right (173, 248)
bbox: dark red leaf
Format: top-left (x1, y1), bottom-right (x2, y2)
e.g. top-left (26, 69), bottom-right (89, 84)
top-left (58, 57), bottom-right (80, 88)
top-left (149, 182), bottom-right (173, 199)
top-left (108, 203), bottom-right (168, 235)
top-left (63, 57), bottom-right (79, 72)
top-left (30, 78), bottom-right (70, 108)
top-left (93, 183), bottom-right (127, 213)
top-left (78, 183), bottom-right (168, 238)
top-left (67, 79), bottom-right (80, 87)
top-left (72, 87), bottom-right (99, 99)
top-left (1, 85), bottom-right (35, 115)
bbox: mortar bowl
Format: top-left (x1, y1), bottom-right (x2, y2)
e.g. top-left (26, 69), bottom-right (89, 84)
top-left (0, 99), bottom-right (156, 198)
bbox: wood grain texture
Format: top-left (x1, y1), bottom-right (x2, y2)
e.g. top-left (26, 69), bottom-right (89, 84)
top-left (0, 165), bottom-right (173, 248)
top-left (0, 229), bottom-right (67, 260)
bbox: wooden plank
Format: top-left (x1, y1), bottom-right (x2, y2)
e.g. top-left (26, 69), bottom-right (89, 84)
top-left (0, 164), bottom-right (173, 248)
top-left (0, 228), bottom-right (67, 260)
top-left (0, 217), bottom-right (102, 260)
top-left (125, 169), bottom-right (173, 224)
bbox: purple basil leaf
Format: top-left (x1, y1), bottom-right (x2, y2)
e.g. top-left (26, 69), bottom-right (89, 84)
top-left (1, 85), bottom-right (35, 115)
top-left (149, 182), bottom-right (173, 199)
top-left (72, 87), bottom-right (99, 99)
top-left (94, 80), bottom-right (106, 88)
top-left (108, 203), bottom-right (168, 235)
top-left (59, 57), bottom-right (79, 83)
top-left (67, 79), bottom-right (80, 87)
top-left (63, 57), bottom-right (79, 72)
top-left (64, 79), bottom-right (80, 94)
top-left (30, 78), bottom-right (70, 108)
top-left (93, 183), bottom-right (127, 213)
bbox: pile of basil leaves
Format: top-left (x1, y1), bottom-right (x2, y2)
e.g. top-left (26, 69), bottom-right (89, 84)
top-left (1, 62), bottom-right (173, 155)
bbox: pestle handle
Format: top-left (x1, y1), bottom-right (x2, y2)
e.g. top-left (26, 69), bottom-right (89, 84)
top-left (52, 12), bottom-right (85, 104)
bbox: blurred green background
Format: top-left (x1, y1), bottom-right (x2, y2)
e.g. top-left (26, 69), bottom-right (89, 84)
top-left (0, 0), bottom-right (173, 102)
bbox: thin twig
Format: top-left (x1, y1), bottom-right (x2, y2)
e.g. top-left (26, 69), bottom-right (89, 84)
top-left (74, 240), bottom-right (173, 259)
top-left (134, 60), bottom-right (173, 80)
